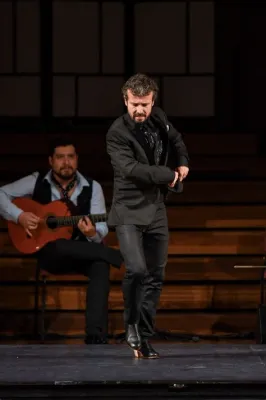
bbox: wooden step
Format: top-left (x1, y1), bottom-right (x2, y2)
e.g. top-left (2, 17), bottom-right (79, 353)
top-left (166, 205), bottom-right (266, 228)
top-left (0, 283), bottom-right (261, 311)
top-left (0, 256), bottom-right (264, 282)
top-left (0, 132), bottom-right (259, 156)
top-left (167, 181), bottom-right (266, 204)
top-left (0, 311), bottom-right (257, 337)
top-left (192, 156), bottom-right (266, 179)
top-left (1, 205), bottom-right (266, 229)
top-left (0, 230), bottom-right (264, 256)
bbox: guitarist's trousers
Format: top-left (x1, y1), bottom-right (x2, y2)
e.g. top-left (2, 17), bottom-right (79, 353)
top-left (37, 238), bottom-right (123, 339)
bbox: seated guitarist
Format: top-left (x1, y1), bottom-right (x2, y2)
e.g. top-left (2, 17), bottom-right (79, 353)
top-left (0, 136), bottom-right (123, 344)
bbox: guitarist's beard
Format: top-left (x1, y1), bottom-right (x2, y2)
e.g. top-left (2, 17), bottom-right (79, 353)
top-left (53, 168), bottom-right (76, 181)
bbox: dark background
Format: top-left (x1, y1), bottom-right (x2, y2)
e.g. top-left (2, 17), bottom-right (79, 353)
top-left (1, 0), bottom-right (265, 134)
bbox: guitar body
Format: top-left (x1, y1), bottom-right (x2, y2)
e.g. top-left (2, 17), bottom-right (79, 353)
top-left (8, 198), bottom-right (73, 254)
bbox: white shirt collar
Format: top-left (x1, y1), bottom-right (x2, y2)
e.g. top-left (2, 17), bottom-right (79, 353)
top-left (44, 170), bottom-right (90, 188)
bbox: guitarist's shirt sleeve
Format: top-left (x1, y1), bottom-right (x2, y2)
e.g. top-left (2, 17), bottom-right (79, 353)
top-left (0, 172), bottom-right (38, 223)
top-left (86, 180), bottom-right (108, 244)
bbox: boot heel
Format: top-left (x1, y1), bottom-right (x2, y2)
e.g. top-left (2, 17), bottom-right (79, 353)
top-left (135, 341), bottom-right (160, 359)
top-left (133, 349), bottom-right (143, 358)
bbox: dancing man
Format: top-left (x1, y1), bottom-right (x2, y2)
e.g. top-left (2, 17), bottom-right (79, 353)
top-left (106, 73), bottom-right (189, 358)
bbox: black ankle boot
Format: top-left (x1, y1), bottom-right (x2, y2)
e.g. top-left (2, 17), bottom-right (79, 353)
top-left (137, 340), bottom-right (159, 359)
top-left (125, 324), bottom-right (141, 350)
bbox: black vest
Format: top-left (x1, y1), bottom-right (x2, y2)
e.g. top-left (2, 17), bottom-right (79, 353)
top-left (32, 171), bottom-right (93, 240)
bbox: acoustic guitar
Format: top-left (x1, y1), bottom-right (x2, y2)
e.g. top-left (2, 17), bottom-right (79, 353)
top-left (7, 197), bottom-right (107, 254)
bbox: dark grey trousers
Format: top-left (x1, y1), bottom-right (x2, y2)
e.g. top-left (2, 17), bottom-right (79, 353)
top-left (116, 203), bottom-right (169, 338)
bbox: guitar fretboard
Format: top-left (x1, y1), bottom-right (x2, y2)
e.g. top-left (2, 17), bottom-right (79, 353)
top-left (47, 213), bottom-right (107, 228)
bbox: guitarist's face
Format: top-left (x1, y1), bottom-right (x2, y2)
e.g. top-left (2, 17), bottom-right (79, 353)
top-left (49, 145), bottom-right (78, 181)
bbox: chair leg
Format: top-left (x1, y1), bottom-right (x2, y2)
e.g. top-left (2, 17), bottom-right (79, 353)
top-left (34, 265), bottom-right (40, 339)
top-left (41, 275), bottom-right (47, 343)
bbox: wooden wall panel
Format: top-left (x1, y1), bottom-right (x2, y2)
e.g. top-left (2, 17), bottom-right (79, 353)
top-left (189, 1), bottom-right (214, 73)
top-left (53, 1), bottom-right (99, 73)
top-left (78, 77), bottom-right (124, 117)
top-left (53, 77), bottom-right (75, 117)
top-left (102, 2), bottom-right (124, 74)
top-left (163, 76), bottom-right (214, 117)
top-left (0, 77), bottom-right (40, 116)
top-left (17, 0), bottom-right (40, 73)
top-left (134, 2), bottom-right (186, 74)
top-left (0, 132), bottom-right (258, 156)
top-left (0, 2), bottom-right (13, 73)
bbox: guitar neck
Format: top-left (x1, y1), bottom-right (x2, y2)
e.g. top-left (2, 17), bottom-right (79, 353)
top-left (54, 213), bottom-right (107, 227)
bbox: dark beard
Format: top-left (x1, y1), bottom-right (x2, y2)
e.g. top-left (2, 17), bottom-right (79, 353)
top-left (53, 170), bottom-right (76, 181)
top-left (134, 117), bottom-right (150, 130)
top-left (133, 116), bottom-right (146, 122)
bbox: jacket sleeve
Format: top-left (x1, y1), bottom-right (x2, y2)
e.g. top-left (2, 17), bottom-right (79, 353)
top-left (167, 121), bottom-right (189, 167)
top-left (106, 129), bottom-right (175, 185)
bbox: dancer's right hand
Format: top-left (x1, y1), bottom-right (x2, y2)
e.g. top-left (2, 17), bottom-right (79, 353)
top-left (169, 171), bottom-right (179, 188)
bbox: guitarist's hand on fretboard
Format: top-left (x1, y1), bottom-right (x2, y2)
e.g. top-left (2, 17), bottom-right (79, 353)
top-left (18, 211), bottom-right (40, 238)
top-left (77, 216), bottom-right (96, 238)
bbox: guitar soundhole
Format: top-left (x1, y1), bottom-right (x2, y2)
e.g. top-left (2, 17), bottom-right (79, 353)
top-left (46, 216), bottom-right (58, 229)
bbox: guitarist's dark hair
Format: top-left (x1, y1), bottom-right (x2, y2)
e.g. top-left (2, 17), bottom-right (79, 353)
top-left (48, 135), bottom-right (78, 156)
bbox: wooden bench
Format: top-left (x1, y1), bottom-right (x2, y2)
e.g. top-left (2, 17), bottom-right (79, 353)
top-left (1, 187), bottom-right (266, 341)
top-left (0, 225), bottom-right (265, 340)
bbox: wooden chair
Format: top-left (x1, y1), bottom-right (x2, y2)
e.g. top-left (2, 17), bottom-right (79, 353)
top-left (34, 262), bottom-right (88, 342)
top-left (234, 258), bottom-right (266, 343)
top-left (34, 237), bottom-right (110, 342)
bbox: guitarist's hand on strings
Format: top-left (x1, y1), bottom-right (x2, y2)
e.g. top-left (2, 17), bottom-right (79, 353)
top-left (18, 212), bottom-right (40, 237)
top-left (78, 216), bottom-right (96, 238)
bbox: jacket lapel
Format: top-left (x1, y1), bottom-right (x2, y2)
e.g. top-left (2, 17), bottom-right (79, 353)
top-left (150, 111), bottom-right (169, 165)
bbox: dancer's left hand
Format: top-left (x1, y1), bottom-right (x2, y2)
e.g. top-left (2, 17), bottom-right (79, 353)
top-left (176, 166), bottom-right (189, 181)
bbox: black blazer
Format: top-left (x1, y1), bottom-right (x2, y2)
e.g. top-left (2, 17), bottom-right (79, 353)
top-left (106, 107), bottom-right (189, 226)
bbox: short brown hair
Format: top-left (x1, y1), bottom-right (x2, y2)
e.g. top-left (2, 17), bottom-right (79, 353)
top-left (122, 73), bottom-right (158, 101)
